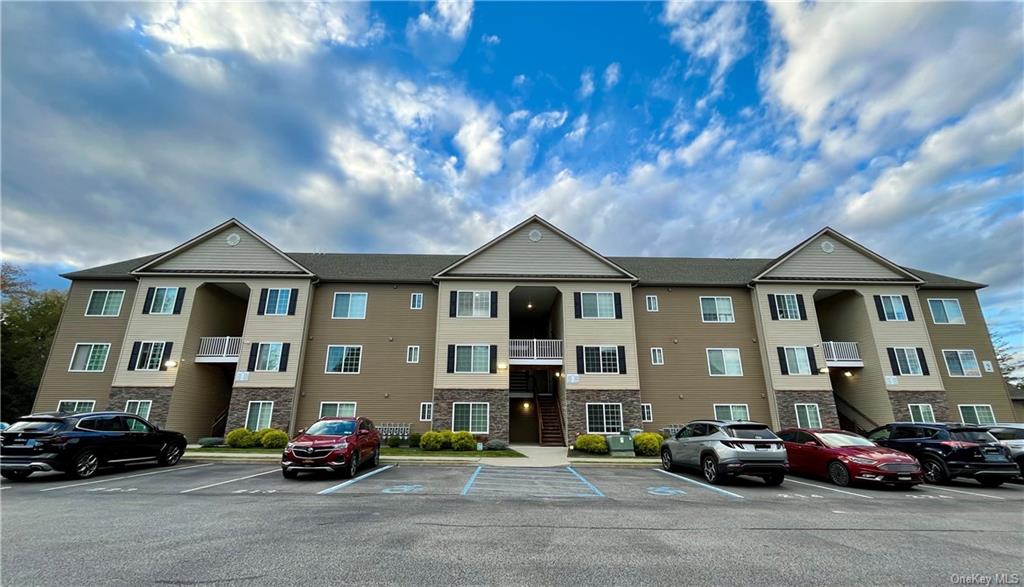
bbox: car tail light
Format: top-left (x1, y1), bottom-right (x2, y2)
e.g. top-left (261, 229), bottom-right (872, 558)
top-left (939, 441), bottom-right (973, 449)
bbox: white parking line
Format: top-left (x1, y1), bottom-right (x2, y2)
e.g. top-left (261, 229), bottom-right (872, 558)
top-left (922, 485), bottom-right (1006, 500)
top-left (784, 478), bottom-right (874, 499)
top-left (654, 469), bottom-right (744, 499)
top-left (318, 465), bottom-right (395, 495)
top-left (180, 468), bottom-right (278, 494)
top-left (40, 463), bottom-right (214, 492)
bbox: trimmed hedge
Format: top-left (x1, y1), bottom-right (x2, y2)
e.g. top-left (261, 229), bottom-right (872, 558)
top-left (451, 431), bottom-right (476, 451)
top-left (420, 431), bottom-right (444, 451)
top-left (260, 429), bottom-right (289, 449)
top-left (633, 432), bottom-right (664, 457)
top-left (225, 428), bottom-right (258, 448)
top-left (575, 434), bottom-right (609, 454)
top-left (485, 439), bottom-right (509, 451)
top-left (408, 433), bottom-right (422, 448)
top-left (438, 429), bottom-right (454, 449)
top-left (197, 437), bottom-right (224, 448)
top-left (386, 436), bottom-right (402, 448)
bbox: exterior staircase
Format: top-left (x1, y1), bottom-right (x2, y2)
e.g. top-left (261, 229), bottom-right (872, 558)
top-left (536, 394), bottom-right (565, 446)
top-left (510, 371), bottom-right (530, 394)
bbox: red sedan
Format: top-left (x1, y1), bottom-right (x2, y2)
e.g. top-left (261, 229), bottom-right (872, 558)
top-left (778, 428), bottom-right (923, 488)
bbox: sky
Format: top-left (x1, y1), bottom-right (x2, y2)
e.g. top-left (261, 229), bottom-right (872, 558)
top-left (1, 1), bottom-right (1022, 350)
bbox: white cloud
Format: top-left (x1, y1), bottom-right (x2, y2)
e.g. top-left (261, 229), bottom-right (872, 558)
top-left (578, 69), bottom-right (595, 99)
top-left (528, 111), bottom-right (568, 132)
top-left (513, 74), bottom-right (527, 86)
top-left (454, 107), bottom-right (505, 179)
top-left (603, 62), bottom-right (621, 89)
top-left (564, 114), bottom-right (589, 143)
top-left (481, 33), bottom-right (500, 45)
top-left (674, 119), bottom-right (725, 167)
top-left (408, 0), bottom-right (474, 42)
top-left (661, 1), bottom-right (749, 91)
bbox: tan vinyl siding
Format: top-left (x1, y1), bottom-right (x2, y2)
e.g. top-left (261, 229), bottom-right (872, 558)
top-left (633, 287), bottom-right (770, 429)
top-left (764, 235), bottom-right (905, 280)
top-left (754, 284), bottom-right (831, 391)
top-left (563, 282), bottom-right (640, 390)
top-left (860, 286), bottom-right (942, 392)
top-left (34, 280), bottom-right (138, 413)
top-left (297, 284), bottom-right (437, 431)
top-left (235, 279), bottom-right (313, 388)
top-left (433, 281), bottom-right (512, 389)
top-left (112, 277), bottom-right (198, 388)
top-left (153, 225), bottom-right (300, 273)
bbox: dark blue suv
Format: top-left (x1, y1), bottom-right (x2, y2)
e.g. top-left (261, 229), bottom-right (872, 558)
top-left (866, 423), bottom-right (1017, 487)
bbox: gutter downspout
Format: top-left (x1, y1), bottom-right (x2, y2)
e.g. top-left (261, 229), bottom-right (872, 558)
top-left (749, 282), bottom-right (782, 430)
top-left (287, 277), bottom-right (319, 436)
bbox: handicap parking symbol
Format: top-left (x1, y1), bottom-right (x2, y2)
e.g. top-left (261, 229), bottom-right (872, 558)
top-left (382, 484), bottom-right (424, 494)
top-left (647, 486), bottom-right (687, 496)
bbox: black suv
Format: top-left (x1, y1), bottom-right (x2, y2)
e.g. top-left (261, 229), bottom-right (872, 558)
top-left (0, 412), bottom-right (187, 480)
top-left (866, 423), bottom-right (1017, 487)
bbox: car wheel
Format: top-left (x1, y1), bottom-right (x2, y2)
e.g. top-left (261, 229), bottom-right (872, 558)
top-left (69, 450), bottom-right (99, 479)
top-left (345, 453), bottom-right (359, 479)
top-left (921, 458), bottom-right (947, 484)
top-left (661, 448), bottom-right (675, 472)
top-left (828, 461), bottom-right (852, 487)
top-left (1, 470), bottom-right (32, 481)
top-left (701, 455), bottom-right (720, 484)
top-left (763, 472), bottom-right (785, 486)
top-left (371, 445), bottom-right (380, 467)
top-left (158, 443), bottom-right (184, 466)
top-left (977, 477), bottom-right (1004, 488)
top-left (281, 468), bottom-right (298, 480)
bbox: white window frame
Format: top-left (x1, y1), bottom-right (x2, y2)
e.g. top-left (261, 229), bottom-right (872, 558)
top-left (879, 295), bottom-right (909, 322)
top-left (650, 347), bottom-right (665, 366)
top-left (254, 342), bottom-right (284, 372)
top-left (908, 403), bottom-right (936, 423)
top-left (124, 400), bottom-right (152, 421)
top-left (892, 347), bottom-right (923, 376)
top-left (713, 404), bottom-right (749, 421)
top-left (68, 343), bottom-right (111, 373)
top-left (455, 291), bottom-right (492, 318)
top-left (580, 291), bottom-right (616, 319)
top-left (794, 403), bottom-right (822, 428)
top-left (57, 400), bottom-right (95, 414)
top-left (943, 349), bottom-right (981, 378)
top-left (319, 401), bottom-right (357, 418)
top-left (645, 295), bottom-right (659, 312)
top-left (419, 402), bottom-right (433, 422)
top-left (324, 345), bottom-right (363, 374)
top-left (775, 293), bottom-right (801, 321)
top-left (928, 298), bottom-right (965, 325)
top-left (706, 348), bottom-right (743, 377)
top-left (453, 344), bottom-right (491, 373)
top-left (135, 341), bottom-right (167, 371)
top-left (410, 292), bottom-right (424, 310)
top-left (451, 402), bottom-right (489, 434)
top-left (585, 402), bottom-right (624, 434)
top-left (700, 296), bottom-right (735, 323)
top-left (245, 401), bottom-right (273, 430)
top-left (582, 345), bottom-right (620, 374)
top-left (332, 292), bottom-right (368, 320)
top-left (263, 288), bottom-right (291, 316)
top-left (406, 345), bottom-right (421, 364)
top-left (782, 346), bottom-right (812, 375)
top-left (147, 287), bottom-right (179, 315)
top-left (641, 403), bottom-right (653, 422)
top-left (958, 404), bottom-right (996, 426)
top-left (85, 289), bottom-right (125, 317)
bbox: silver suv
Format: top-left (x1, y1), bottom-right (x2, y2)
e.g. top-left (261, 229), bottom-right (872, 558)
top-left (660, 420), bottom-right (788, 485)
top-left (986, 424), bottom-right (1024, 476)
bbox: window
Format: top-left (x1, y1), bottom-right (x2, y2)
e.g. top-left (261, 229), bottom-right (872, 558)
top-left (795, 404), bottom-right (822, 428)
top-left (245, 401), bottom-right (273, 430)
top-left (320, 402), bottom-right (357, 418)
top-left (325, 345), bottom-right (362, 374)
top-left (456, 291), bottom-right (491, 317)
top-left (783, 346), bottom-right (812, 375)
top-left (255, 343), bottom-right (284, 372)
top-left (707, 348), bottom-right (742, 376)
top-left (713, 404), bottom-right (749, 421)
top-left (332, 292), bottom-right (367, 319)
top-left (263, 288), bottom-right (291, 316)
top-left (452, 402), bottom-right (489, 434)
top-left (645, 295), bottom-right (659, 312)
top-left (406, 345), bottom-right (420, 364)
top-left (135, 342), bottom-right (166, 371)
top-left (124, 400), bottom-right (152, 431)
top-left (583, 345), bottom-right (620, 374)
top-left (85, 290), bottom-right (125, 317)
top-left (68, 343), bottom-right (111, 372)
top-left (928, 298), bottom-right (965, 325)
top-left (893, 347), bottom-right (923, 376)
top-left (775, 293), bottom-right (801, 320)
top-left (419, 402), bottom-right (433, 422)
top-left (410, 292), bottom-right (424, 310)
top-left (650, 347), bottom-right (665, 365)
top-left (959, 404), bottom-right (996, 426)
top-left (148, 287), bottom-right (179, 315)
top-left (879, 295), bottom-right (908, 321)
top-left (57, 400), bottom-right (95, 414)
top-left (641, 403), bottom-right (653, 422)
top-left (700, 296), bottom-right (735, 323)
top-left (581, 292), bottom-right (615, 319)
top-left (586, 403), bottom-right (623, 434)
top-left (454, 345), bottom-right (490, 373)
top-left (125, 417), bottom-right (152, 433)
top-left (908, 404), bottom-right (936, 423)
top-left (944, 349), bottom-right (981, 377)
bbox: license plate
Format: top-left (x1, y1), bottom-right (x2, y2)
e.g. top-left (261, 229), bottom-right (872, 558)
top-left (303, 459), bottom-right (314, 464)
top-left (899, 475), bottom-right (911, 480)
top-left (755, 445), bottom-right (769, 450)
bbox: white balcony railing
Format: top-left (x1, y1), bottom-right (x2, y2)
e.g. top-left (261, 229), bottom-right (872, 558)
top-left (822, 341), bottom-right (860, 363)
top-left (509, 339), bottom-right (563, 361)
top-left (197, 336), bottom-right (241, 360)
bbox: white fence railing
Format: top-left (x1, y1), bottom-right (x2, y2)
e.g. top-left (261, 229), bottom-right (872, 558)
top-left (509, 339), bottom-right (564, 360)
top-left (197, 336), bottom-right (242, 358)
top-left (822, 341), bottom-right (860, 362)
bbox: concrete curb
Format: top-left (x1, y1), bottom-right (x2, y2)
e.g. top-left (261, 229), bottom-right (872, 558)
top-left (185, 451), bottom-right (661, 467)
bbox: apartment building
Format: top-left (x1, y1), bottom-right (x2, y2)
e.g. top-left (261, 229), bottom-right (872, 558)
top-left (33, 216), bottom-right (1017, 443)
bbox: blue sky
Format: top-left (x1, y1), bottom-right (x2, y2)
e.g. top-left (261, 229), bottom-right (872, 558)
top-left (2, 2), bottom-right (1022, 349)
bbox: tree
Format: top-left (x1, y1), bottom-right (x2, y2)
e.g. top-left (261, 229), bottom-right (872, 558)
top-left (992, 333), bottom-right (1023, 390)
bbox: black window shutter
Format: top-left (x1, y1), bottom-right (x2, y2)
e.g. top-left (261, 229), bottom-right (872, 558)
top-left (257, 289), bottom-right (268, 316)
top-left (142, 288), bottom-right (155, 314)
top-left (573, 292), bottom-right (582, 319)
top-left (767, 294), bottom-right (778, 320)
top-left (287, 289), bottom-right (299, 315)
top-left (916, 348), bottom-right (929, 375)
top-left (903, 295), bottom-right (914, 321)
top-left (490, 291), bottom-right (498, 318)
top-left (874, 296), bottom-right (886, 321)
top-left (489, 345), bottom-right (497, 373)
top-left (886, 348), bottom-right (899, 376)
top-left (614, 293), bottom-right (623, 319)
top-left (449, 291), bottom-right (457, 317)
top-left (279, 343), bottom-right (290, 372)
top-left (617, 346), bottom-right (627, 374)
top-left (248, 344), bottom-right (259, 371)
top-left (446, 345), bottom-right (455, 373)
top-left (127, 342), bottom-right (141, 371)
top-left (159, 342), bottom-right (174, 371)
top-left (173, 288), bottom-right (186, 314)
top-left (796, 294), bottom-right (807, 320)
top-left (576, 346), bottom-right (585, 374)
top-left (777, 347), bottom-right (789, 375)
top-left (806, 346), bottom-right (818, 374)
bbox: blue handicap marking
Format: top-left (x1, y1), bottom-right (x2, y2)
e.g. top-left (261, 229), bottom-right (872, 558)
top-left (647, 486), bottom-right (687, 496)
top-left (382, 484), bottom-right (424, 494)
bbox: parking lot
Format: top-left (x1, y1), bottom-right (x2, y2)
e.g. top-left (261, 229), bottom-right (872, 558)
top-left (3, 460), bottom-right (1023, 585)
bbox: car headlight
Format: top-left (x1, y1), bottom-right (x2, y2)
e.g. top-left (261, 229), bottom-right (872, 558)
top-left (847, 457), bottom-right (878, 465)
top-left (286, 443), bottom-right (295, 450)
top-left (332, 442), bottom-right (349, 450)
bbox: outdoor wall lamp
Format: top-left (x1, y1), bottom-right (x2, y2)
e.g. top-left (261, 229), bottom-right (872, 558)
top-left (163, 360), bottom-right (178, 369)
top-left (843, 371), bottom-right (853, 377)
top-left (819, 367), bottom-right (829, 373)
top-left (497, 362), bottom-right (508, 370)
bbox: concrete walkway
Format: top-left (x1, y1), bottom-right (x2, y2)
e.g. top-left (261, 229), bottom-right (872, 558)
top-left (481, 444), bottom-right (568, 468)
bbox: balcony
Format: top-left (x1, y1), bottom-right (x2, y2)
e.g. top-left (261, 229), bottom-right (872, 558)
top-left (196, 336), bottom-right (241, 363)
top-left (822, 341), bottom-right (862, 367)
top-left (509, 339), bottom-right (563, 365)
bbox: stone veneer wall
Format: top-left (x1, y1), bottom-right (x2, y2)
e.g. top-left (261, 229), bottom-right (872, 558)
top-left (565, 389), bottom-right (642, 440)
top-left (775, 390), bottom-right (840, 429)
top-left (225, 387), bottom-right (295, 431)
top-left (432, 389), bottom-right (509, 442)
top-left (108, 387), bottom-right (173, 428)
top-left (888, 391), bottom-right (950, 422)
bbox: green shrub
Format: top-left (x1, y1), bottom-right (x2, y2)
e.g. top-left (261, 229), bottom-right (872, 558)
top-left (225, 428), bottom-right (257, 448)
top-left (574, 434), bottom-right (609, 454)
top-left (451, 431), bottom-right (476, 451)
top-left (260, 429), bottom-right (289, 449)
top-left (408, 433), bottom-right (422, 448)
top-left (485, 439), bottom-right (509, 451)
top-left (387, 436), bottom-right (402, 448)
top-left (420, 431), bottom-right (444, 451)
top-left (254, 428), bottom-right (274, 442)
top-left (633, 432), bottom-right (663, 457)
top-left (438, 429), bottom-right (454, 449)
top-left (197, 437), bottom-right (224, 448)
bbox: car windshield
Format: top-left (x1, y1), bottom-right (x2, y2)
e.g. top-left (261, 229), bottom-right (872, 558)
top-left (305, 420), bottom-right (356, 436)
top-left (5, 419), bottom-right (66, 433)
top-left (726, 425), bottom-right (777, 440)
top-left (817, 433), bottom-right (875, 448)
top-left (990, 428), bottom-right (1024, 441)
top-left (951, 430), bottom-right (997, 443)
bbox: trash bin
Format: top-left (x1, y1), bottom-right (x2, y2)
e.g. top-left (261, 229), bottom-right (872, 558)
top-left (607, 434), bottom-right (635, 457)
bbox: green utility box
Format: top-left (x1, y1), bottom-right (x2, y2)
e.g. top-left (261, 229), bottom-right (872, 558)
top-left (607, 434), bottom-right (635, 457)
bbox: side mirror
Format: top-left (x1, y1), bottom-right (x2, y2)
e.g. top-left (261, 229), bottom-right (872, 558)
top-left (296, 428), bottom-right (306, 436)
top-left (804, 441), bottom-right (818, 447)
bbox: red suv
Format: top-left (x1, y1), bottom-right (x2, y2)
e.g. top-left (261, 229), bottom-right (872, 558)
top-left (281, 417), bottom-right (380, 479)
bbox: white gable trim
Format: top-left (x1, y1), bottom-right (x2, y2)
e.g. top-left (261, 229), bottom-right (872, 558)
top-left (753, 227), bottom-right (922, 284)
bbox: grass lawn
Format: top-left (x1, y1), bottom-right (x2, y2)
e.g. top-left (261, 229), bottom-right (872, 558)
top-left (191, 446), bottom-right (526, 458)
